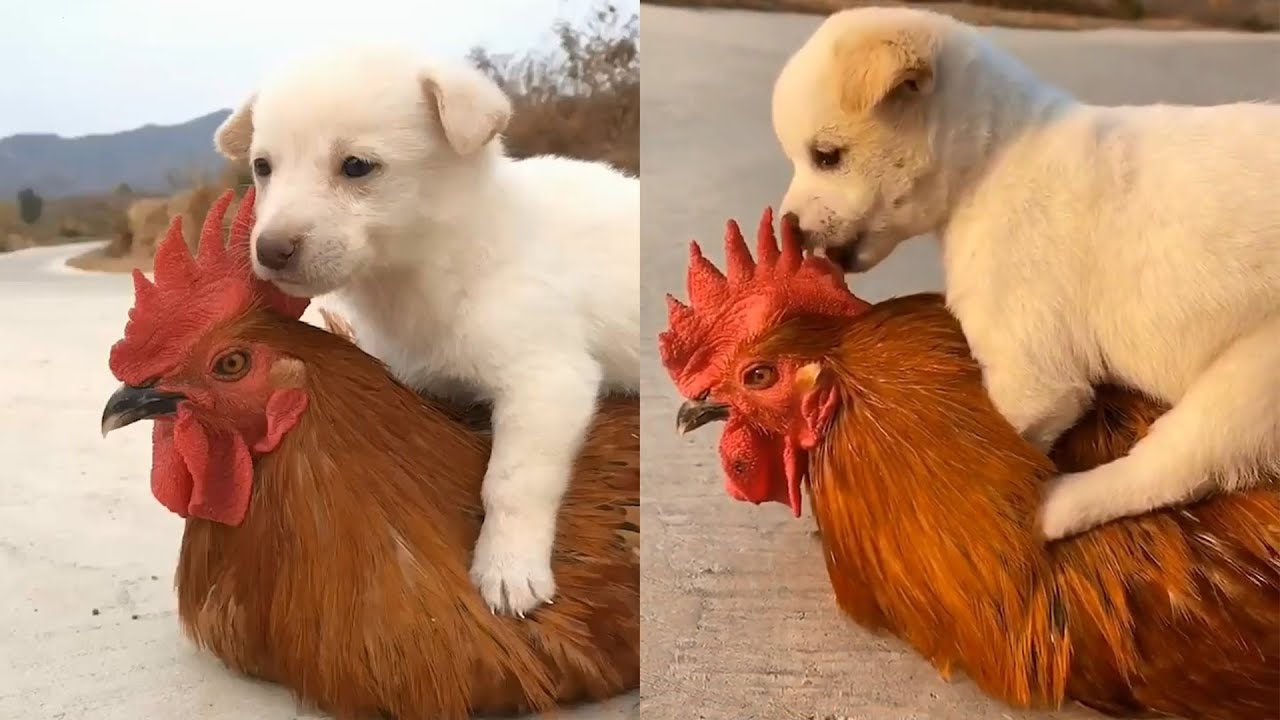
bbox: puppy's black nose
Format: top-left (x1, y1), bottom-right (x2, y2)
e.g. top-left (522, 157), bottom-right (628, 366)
top-left (256, 234), bottom-right (300, 271)
top-left (781, 212), bottom-right (812, 247)
top-left (824, 244), bottom-right (857, 271)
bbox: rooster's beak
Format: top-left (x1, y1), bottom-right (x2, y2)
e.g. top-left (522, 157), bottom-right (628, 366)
top-left (101, 384), bottom-right (186, 437)
top-left (676, 397), bottom-right (730, 435)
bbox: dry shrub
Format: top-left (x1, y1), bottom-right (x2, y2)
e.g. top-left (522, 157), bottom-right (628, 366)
top-left (963, 0), bottom-right (1275, 27)
top-left (0, 193), bottom-right (136, 251)
top-left (122, 182), bottom-right (242, 258)
top-left (0, 202), bottom-right (27, 251)
top-left (170, 184), bottom-right (229, 253)
top-left (643, 0), bottom-right (1277, 30)
top-left (217, 162), bottom-right (254, 193)
top-left (124, 197), bottom-right (168, 245)
top-left (0, 200), bottom-right (16, 228)
top-left (470, 5), bottom-right (640, 174)
top-left (1, 232), bottom-right (34, 252)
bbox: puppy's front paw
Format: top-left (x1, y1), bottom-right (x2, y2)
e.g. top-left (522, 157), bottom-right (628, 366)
top-left (469, 513), bottom-right (556, 617)
top-left (1027, 429), bottom-right (1060, 455)
top-left (1037, 476), bottom-right (1082, 542)
top-left (1037, 466), bottom-right (1120, 541)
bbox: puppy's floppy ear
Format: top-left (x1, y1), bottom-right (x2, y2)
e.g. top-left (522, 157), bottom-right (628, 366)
top-left (420, 64), bottom-right (513, 156)
top-left (832, 28), bottom-right (936, 114)
top-left (214, 94), bottom-right (256, 161)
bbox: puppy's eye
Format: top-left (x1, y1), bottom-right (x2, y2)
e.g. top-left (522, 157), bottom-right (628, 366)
top-left (742, 363), bottom-right (778, 390)
top-left (252, 158), bottom-right (272, 178)
top-left (341, 156), bottom-right (378, 178)
top-left (809, 145), bottom-right (844, 170)
top-left (212, 350), bottom-right (251, 381)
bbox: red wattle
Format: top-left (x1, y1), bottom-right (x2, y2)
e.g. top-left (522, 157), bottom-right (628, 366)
top-left (150, 408), bottom-right (254, 526)
top-left (151, 419), bottom-right (192, 518)
top-left (718, 416), bottom-right (794, 513)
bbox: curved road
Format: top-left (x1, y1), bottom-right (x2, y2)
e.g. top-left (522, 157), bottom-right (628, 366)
top-left (639, 6), bottom-right (1279, 720)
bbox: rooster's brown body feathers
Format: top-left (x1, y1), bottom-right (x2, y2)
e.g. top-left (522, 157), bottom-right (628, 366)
top-left (175, 317), bottom-right (638, 719)
top-left (788, 295), bottom-right (1279, 720)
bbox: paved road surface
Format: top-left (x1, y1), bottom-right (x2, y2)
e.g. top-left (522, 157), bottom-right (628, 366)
top-left (0, 243), bottom-right (637, 720)
top-left (639, 7), bottom-right (1279, 720)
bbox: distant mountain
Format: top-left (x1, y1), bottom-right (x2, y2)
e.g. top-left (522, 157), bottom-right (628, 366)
top-left (0, 110), bottom-right (231, 199)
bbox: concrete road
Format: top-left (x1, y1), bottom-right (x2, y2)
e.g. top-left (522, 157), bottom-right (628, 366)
top-left (639, 7), bottom-right (1279, 720)
top-left (0, 243), bottom-right (637, 719)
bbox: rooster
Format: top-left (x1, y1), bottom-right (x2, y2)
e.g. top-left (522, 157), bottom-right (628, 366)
top-left (659, 210), bottom-right (1280, 720)
top-left (100, 190), bottom-right (639, 720)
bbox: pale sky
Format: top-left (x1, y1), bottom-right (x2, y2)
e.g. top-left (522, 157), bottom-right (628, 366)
top-left (0, 0), bottom-right (636, 138)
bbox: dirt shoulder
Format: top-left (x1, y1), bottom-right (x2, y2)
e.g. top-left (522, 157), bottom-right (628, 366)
top-left (65, 244), bottom-right (153, 274)
top-left (641, 0), bottom-right (1278, 32)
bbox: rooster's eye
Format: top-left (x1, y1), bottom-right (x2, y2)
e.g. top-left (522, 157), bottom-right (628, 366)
top-left (742, 363), bottom-right (778, 390)
top-left (212, 350), bottom-right (251, 381)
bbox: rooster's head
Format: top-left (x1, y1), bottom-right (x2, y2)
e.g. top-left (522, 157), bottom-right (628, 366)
top-left (101, 189), bottom-right (312, 526)
top-left (658, 209), bottom-right (871, 516)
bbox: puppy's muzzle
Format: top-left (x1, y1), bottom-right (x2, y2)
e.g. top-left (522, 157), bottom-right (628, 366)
top-left (823, 243), bottom-right (861, 271)
top-left (781, 212), bottom-right (863, 272)
top-left (257, 233), bottom-right (302, 271)
top-left (781, 212), bottom-right (811, 247)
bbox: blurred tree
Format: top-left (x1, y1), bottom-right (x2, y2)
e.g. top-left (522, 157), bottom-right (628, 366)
top-left (165, 169), bottom-right (184, 191)
top-left (17, 188), bottom-right (43, 225)
top-left (114, 182), bottom-right (134, 195)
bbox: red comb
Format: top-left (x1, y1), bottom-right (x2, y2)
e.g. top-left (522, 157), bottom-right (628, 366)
top-left (658, 208), bottom-right (870, 396)
top-left (109, 188), bottom-right (309, 384)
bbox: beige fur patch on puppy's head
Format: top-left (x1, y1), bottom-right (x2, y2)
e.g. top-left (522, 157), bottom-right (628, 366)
top-left (773, 7), bottom-right (957, 273)
top-left (832, 18), bottom-right (936, 115)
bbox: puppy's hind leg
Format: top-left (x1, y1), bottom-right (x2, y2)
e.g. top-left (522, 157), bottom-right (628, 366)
top-left (1039, 313), bottom-right (1280, 540)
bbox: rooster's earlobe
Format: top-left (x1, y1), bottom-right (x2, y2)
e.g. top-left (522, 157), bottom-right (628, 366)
top-left (215, 94), bottom-right (256, 161)
top-left (795, 362), bottom-right (829, 395)
top-left (420, 64), bottom-right (512, 156)
top-left (796, 362), bottom-right (840, 450)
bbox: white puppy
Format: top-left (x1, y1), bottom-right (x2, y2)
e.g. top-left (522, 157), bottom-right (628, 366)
top-left (214, 47), bottom-right (639, 615)
top-left (773, 7), bottom-right (1280, 539)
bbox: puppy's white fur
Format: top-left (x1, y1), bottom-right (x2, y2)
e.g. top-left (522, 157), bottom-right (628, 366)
top-left (774, 7), bottom-right (1280, 539)
top-left (216, 47), bottom-right (639, 614)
